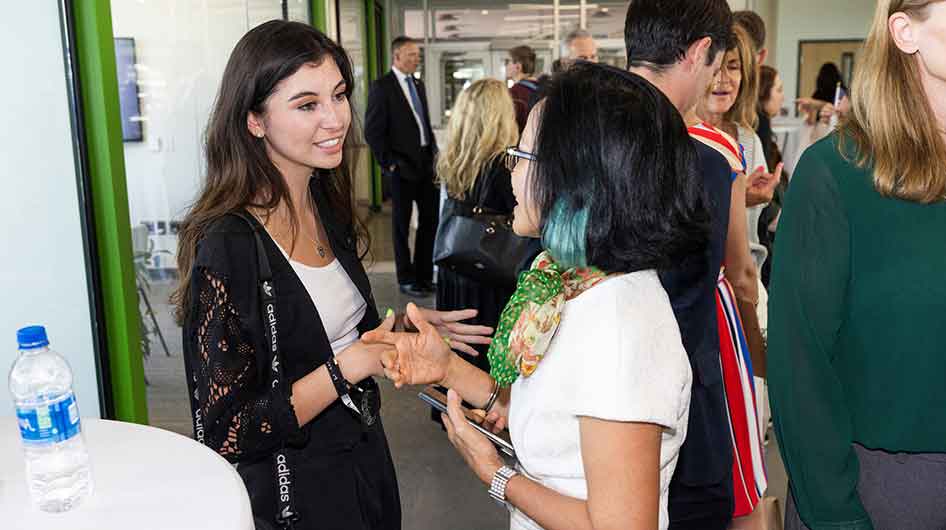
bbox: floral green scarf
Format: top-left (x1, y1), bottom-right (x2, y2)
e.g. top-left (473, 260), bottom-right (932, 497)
top-left (487, 251), bottom-right (612, 387)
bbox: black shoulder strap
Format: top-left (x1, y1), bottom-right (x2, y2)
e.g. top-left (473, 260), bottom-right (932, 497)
top-left (228, 212), bottom-right (301, 529)
top-left (518, 79), bottom-right (539, 91)
top-left (469, 160), bottom-right (505, 212)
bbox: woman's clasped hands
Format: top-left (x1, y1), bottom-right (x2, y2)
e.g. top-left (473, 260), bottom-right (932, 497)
top-left (338, 302), bottom-right (492, 383)
top-left (363, 302), bottom-right (475, 387)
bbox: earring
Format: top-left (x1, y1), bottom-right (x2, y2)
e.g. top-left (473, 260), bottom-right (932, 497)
top-left (256, 131), bottom-right (264, 138)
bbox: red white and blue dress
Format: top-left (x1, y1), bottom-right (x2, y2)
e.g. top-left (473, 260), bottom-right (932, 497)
top-left (688, 122), bottom-right (767, 517)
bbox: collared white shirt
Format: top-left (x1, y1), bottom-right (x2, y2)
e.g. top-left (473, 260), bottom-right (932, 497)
top-left (391, 65), bottom-right (428, 146)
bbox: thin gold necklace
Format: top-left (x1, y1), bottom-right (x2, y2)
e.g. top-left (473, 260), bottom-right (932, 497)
top-left (256, 211), bottom-right (328, 259)
top-left (304, 229), bottom-right (327, 258)
top-left (305, 194), bottom-right (328, 259)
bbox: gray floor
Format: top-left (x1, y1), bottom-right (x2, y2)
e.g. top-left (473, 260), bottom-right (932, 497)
top-left (138, 209), bottom-right (787, 528)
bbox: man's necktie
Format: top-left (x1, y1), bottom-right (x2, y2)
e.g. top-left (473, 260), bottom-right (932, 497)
top-left (406, 76), bottom-right (429, 145)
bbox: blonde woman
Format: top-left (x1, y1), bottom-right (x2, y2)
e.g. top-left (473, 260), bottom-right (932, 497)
top-left (693, 32), bottom-right (780, 475)
top-left (687, 25), bottom-right (774, 530)
top-left (769, 1), bottom-right (946, 529)
top-left (697, 25), bottom-right (782, 277)
top-left (435, 78), bottom-right (522, 371)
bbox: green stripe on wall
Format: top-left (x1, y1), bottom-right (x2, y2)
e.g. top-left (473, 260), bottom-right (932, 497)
top-left (72, 1), bottom-right (148, 424)
top-left (366, 0), bottom-right (385, 208)
top-left (311, 0), bottom-right (328, 32)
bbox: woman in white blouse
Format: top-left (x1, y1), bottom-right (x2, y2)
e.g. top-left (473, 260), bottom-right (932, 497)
top-left (367, 63), bottom-right (707, 530)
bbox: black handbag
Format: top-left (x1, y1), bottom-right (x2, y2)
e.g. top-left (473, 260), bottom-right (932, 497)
top-left (433, 170), bottom-right (541, 288)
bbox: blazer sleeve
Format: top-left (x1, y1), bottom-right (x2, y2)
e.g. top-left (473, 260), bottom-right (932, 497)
top-left (768, 140), bottom-right (872, 530)
top-left (364, 78), bottom-right (392, 167)
top-left (183, 226), bottom-right (302, 463)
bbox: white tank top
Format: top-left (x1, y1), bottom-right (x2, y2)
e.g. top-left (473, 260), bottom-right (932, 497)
top-left (275, 245), bottom-right (367, 355)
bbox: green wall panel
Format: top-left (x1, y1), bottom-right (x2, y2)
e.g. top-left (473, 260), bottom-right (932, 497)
top-left (72, 1), bottom-right (148, 424)
top-left (311, 0), bottom-right (328, 31)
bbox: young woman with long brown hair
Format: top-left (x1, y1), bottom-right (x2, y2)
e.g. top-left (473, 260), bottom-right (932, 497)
top-left (172, 20), bottom-right (490, 530)
top-left (769, 1), bottom-right (946, 529)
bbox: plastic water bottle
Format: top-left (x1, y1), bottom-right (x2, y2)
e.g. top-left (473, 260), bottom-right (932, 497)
top-left (8, 325), bottom-right (92, 512)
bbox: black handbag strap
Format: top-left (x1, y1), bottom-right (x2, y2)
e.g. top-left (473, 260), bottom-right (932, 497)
top-left (460, 159), bottom-right (504, 214)
top-left (184, 211), bottom-right (300, 529)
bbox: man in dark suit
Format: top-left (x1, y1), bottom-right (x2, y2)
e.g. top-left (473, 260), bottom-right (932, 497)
top-left (624, 2), bottom-right (737, 529)
top-left (365, 36), bottom-right (438, 297)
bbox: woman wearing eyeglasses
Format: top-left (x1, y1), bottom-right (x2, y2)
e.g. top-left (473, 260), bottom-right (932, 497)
top-left (434, 79), bottom-right (529, 371)
top-left (368, 63), bottom-right (710, 530)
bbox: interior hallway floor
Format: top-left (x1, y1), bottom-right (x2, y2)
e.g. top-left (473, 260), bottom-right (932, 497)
top-left (139, 208), bottom-right (788, 529)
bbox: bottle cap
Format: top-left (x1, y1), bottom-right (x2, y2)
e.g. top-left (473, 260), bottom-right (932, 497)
top-left (17, 326), bottom-right (49, 349)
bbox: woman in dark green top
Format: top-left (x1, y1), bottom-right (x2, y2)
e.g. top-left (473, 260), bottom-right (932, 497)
top-left (768, 1), bottom-right (946, 529)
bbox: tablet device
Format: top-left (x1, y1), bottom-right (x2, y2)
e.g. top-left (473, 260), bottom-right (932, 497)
top-left (418, 386), bottom-right (516, 458)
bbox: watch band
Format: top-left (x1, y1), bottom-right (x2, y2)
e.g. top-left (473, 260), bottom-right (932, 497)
top-left (488, 465), bottom-right (518, 505)
top-left (325, 355), bottom-right (361, 414)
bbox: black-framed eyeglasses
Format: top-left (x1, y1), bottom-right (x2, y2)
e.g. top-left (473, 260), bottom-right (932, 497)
top-left (504, 146), bottom-right (536, 172)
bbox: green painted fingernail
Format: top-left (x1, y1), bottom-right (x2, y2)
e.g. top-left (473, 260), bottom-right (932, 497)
top-left (385, 308), bottom-right (394, 318)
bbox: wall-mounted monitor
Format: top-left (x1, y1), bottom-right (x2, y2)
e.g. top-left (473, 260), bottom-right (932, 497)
top-left (114, 37), bottom-right (143, 142)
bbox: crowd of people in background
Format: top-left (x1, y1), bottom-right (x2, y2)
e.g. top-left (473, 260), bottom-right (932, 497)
top-left (177, 1), bottom-right (946, 529)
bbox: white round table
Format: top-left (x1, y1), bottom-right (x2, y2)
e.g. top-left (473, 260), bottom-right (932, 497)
top-left (0, 418), bottom-right (254, 530)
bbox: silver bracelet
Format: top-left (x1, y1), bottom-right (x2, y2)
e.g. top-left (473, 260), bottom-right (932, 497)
top-left (482, 378), bottom-right (500, 413)
top-left (488, 465), bottom-right (518, 505)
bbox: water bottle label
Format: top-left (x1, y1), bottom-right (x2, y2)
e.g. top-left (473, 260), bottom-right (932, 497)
top-left (16, 393), bottom-right (81, 444)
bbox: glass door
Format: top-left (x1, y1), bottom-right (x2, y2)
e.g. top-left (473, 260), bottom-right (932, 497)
top-left (108, 0), bottom-right (307, 433)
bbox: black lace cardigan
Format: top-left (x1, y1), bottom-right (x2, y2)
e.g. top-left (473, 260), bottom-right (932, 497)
top-left (181, 180), bottom-right (383, 463)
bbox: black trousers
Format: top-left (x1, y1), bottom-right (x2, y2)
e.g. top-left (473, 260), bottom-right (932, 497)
top-left (667, 469), bottom-right (734, 530)
top-left (390, 166), bottom-right (439, 286)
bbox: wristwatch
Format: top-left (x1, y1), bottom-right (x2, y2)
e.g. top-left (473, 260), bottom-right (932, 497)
top-left (488, 465), bottom-right (519, 506)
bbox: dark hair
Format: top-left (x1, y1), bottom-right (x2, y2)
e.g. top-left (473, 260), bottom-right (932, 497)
top-left (530, 62), bottom-right (710, 272)
top-left (172, 20), bottom-right (365, 323)
top-left (624, 0), bottom-right (733, 72)
top-left (758, 64), bottom-right (778, 106)
top-left (392, 36), bottom-right (416, 53)
top-left (733, 10), bottom-right (766, 50)
top-left (813, 62), bottom-right (845, 103)
top-left (508, 45), bottom-right (537, 75)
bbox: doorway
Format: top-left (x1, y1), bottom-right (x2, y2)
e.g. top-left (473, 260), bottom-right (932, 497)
top-left (796, 39), bottom-right (863, 102)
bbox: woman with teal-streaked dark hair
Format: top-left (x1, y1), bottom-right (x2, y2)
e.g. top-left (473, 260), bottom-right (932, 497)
top-left (366, 62), bottom-right (710, 530)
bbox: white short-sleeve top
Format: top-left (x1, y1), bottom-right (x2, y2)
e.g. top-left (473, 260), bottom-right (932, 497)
top-left (507, 270), bottom-right (692, 530)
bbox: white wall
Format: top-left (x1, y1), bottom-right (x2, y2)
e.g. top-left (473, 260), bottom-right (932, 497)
top-left (0, 4), bottom-right (101, 418)
top-left (110, 0), bottom-right (307, 259)
top-left (774, 0), bottom-right (875, 106)
top-left (751, 0), bottom-right (779, 65)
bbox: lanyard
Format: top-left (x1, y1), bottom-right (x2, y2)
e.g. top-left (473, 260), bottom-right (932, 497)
top-left (183, 213), bottom-right (300, 529)
top-left (241, 212), bottom-right (300, 529)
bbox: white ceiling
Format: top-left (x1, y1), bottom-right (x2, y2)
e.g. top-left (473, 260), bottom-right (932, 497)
top-left (404, 2), bottom-right (626, 41)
